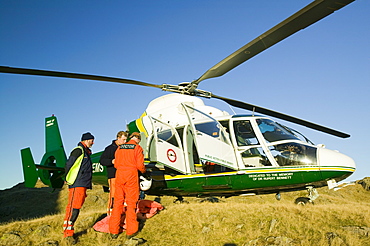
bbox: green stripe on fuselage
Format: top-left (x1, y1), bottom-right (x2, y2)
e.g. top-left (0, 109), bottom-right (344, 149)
top-left (148, 166), bottom-right (354, 196)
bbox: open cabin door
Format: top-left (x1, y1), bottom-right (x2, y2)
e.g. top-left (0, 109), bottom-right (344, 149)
top-left (183, 104), bottom-right (238, 170)
top-left (148, 116), bottom-right (188, 174)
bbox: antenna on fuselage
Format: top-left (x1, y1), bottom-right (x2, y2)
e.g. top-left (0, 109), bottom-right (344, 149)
top-left (228, 104), bottom-right (237, 115)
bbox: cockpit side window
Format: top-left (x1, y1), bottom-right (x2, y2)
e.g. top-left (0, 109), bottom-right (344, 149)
top-left (233, 120), bottom-right (259, 146)
top-left (240, 147), bottom-right (272, 167)
top-left (256, 119), bottom-right (299, 143)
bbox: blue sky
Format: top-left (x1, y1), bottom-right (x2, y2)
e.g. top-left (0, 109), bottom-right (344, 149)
top-left (0, 0), bottom-right (369, 190)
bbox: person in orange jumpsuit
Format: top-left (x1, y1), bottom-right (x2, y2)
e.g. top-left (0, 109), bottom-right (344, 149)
top-left (109, 132), bottom-right (146, 239)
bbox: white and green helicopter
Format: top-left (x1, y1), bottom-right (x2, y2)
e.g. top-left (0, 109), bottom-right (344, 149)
top-left (0, 0), bottom-right (356, 204)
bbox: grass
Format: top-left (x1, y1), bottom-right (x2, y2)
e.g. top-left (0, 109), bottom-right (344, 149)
top-left (0, 179), bottom-right (369, 246)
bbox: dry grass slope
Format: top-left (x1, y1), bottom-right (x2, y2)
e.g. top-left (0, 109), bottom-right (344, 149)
top-left (0, 178), bottom-right (369, 246)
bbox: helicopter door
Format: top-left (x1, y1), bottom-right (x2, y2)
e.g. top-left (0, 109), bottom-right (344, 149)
top-left (183, 104), bottom-right (238, 170)
top-left (149, 116), bottom-right (188, 174)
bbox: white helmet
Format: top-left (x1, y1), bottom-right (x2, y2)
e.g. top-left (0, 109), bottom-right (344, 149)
top-left (140, 175), bottom-right (152, 191)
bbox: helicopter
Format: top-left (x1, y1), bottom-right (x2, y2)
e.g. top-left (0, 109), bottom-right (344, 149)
top-left (1, 0), bottom-right (357, 204)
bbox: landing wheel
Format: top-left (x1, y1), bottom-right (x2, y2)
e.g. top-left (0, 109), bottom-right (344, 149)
top-left (198, 197), bottom-right (220, 203)
top-left (275, 192), bottom-right (281, 201)
top-left (294, 197), bottom-right (313, 206)
top-left (174, 196), bottom-right (189, 204)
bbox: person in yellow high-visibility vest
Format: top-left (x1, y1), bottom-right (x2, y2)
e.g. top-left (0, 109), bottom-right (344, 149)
top-left (63, 132), bottom-right (94, 244)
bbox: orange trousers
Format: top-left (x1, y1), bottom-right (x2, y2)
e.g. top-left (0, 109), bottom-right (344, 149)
top-left (109, 169), bottom-right (139, 236)
top-left (63, 187), bottom-right (87, 237)
top-left (107, 178), bottom-right (116, 216)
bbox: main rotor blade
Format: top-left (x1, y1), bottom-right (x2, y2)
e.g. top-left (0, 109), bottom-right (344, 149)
top-left (212, 94), bottom-right (350, 138)
top-left (0, 66), bottom-right (162, 89)
top-left (193, 0), bottom-right (355, 85)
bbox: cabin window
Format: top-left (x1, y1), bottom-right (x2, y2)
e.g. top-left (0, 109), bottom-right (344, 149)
top-left (256, 119), bottom-right (299, 143)
top-left (195, 121), bottom-right (229, 144)
top-left (269, 143), bottom-right (317, 166)
top-left (195, 121), bottom-right (219, 137)
top-left (157, 129), bottom-right (179, 147)
top-left (233, 120), bottom-right (259, 146)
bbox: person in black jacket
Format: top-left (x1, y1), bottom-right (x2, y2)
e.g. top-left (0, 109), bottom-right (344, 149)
top-left (100, 131), bottom-right (128, 215)
top-left (63, 132), bottom-right (95, 243)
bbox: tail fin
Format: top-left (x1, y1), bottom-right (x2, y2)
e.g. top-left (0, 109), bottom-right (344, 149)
top-left (21, 115), bottom-right (67, 188)
top-left (45, 116), bottom-right (64, 153)
top-left (21, 148), bottom-right (38, 188)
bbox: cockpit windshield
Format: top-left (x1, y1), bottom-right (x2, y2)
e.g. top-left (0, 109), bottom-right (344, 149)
top-left (276, 123), bottom-right (314, 145)
top-left (256, 119), bottom-right (299, 143)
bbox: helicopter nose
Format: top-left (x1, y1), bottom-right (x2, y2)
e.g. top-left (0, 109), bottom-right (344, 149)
top-left (317, 147), bottom-right (356, 173)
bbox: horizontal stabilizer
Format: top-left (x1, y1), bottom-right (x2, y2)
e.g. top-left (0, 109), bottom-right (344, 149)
top-left (35, 164), bottom-right (65, 172)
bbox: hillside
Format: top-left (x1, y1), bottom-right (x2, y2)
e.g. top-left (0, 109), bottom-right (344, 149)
top-left (0, 178), bottom-right (369, 246)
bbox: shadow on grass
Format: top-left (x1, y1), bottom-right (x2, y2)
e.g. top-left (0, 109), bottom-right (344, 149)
top-left (0, 183), bottom-right (62, 224)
